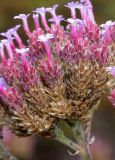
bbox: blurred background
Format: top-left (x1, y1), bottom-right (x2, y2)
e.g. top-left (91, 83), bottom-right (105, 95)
top-left (0, 0), bottom-right (115, 160)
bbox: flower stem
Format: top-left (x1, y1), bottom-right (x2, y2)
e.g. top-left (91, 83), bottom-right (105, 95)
top-left (0, 140), bottom-right (18, 160)
top-left (54, 119), bottom-right (93, 160)
top-left (54, 125), bottom-right (80, 153)
top-left (74, 121), bottom-right (93, 160)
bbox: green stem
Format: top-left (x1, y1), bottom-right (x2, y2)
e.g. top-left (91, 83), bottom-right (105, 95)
top-left (74, 121), bottom-right (92, 160)
top-left (54, 120), bottom-right (93, 160)
top-left (78, 129), bottom-right (92, 160)
top-left (54, 125), bottom-right (80, 153)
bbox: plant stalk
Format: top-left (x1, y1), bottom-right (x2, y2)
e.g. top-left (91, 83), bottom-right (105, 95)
top-left (54, 119), bottom-right (93, 160)
top-left (0, 140), bottom-right (18, 160)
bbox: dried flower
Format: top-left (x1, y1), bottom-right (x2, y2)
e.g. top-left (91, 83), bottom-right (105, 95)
top-left (0, 0), bottom-right (115, 137)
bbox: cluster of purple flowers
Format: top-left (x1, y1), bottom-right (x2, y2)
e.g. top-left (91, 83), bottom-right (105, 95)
top-left (0, 0), bottom-right (114, 134)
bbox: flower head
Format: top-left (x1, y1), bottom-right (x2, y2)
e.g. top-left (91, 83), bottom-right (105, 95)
top-left (1, 39), bottom-right (13, 59)
top-left (14, 14), bottom-right (31, 35)
top-left (15, 48), bottom-right (30, 54)
top-left (100, 20), bottom-right (115, 29)
top-left (46, 4), bottom-right (64, 25)
top-left (46, 4), bottom-right (59, 13)
top-left (0, 0), bottom-right (114, 137)
top-left (38, 33), bottom-right (54, 42)
top-left (65, 2), bottom-right (78, 19)
top-left (34, 7), bottom-right (50, 31)
top-left (38, 33), bottom-right (54, 62)
top-left (34, 7), bottom-right (46, 15)
top-left (32, 14), bottom-right (40, 30)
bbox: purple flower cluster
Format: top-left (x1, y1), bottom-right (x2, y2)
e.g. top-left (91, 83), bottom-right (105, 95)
top-left (0, 0), bottom-right (114, 135)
